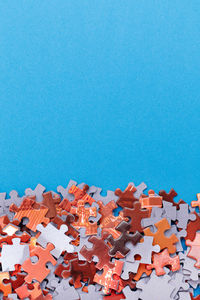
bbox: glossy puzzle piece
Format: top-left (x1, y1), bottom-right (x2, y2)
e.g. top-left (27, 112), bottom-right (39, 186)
top-left (70, 200), bottom-right (98, 235)
top-left (62, 258), bottom-right (97, 288)
top-left (22, 243), bottom-right (57, 283)
top-left (186, 211), bottom-right (200, 241)
top-left (57, 180), bottom-right (97, 201)
top-left (80, 233), bottom-right (114, 269)
top-left (159, 188), bottom-right (185, 208)
top-left (106, 221), bottom-right (142, 256)
top-left (123, 201), bottom-right (149, 233)
top-left (94, 260), bottom-right (123, 294)
top-left (144, 218), bottom-right (178, 253)
top-left (115, 184), bottom-right (138, 208)
top-left (0, 272), bottom-right (12, 297)
top-left (69, 184), bottom-right (95, 206)
top-left (139, 189), bottom-right (163, 209)
top-left (186, 232), bottom-right (200, 268)
top-left (10, 197), bottom-right (49, 231)
top-left (147, 248), bottom-right (180, 275)
top-left (191, 193), bottom-right (200, 209)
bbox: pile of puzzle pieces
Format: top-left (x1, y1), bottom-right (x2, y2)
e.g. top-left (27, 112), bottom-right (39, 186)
top-left (0, 180), bottom-right (200, 299)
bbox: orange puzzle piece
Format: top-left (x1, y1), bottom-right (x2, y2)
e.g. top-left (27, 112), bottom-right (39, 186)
top-left (70, 199), bottom-right (98, 235)
top-left (147, 248), bottom-right (180, 275)
top-left (144, 218), bottom-right (178, 254)
top-left (186, 232), bottom-right (200, 268)
top-left (10, 197), bottom-right (49, 232)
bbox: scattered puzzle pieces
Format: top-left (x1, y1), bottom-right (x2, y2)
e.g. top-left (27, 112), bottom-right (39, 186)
top-left (0, 180), bottom-right (198, 299)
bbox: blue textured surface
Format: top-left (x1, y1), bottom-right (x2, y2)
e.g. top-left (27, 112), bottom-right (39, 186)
top-left (0, 1), bottom-right (200, 205)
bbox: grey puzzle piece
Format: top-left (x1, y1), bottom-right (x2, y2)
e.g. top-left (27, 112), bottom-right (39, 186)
top-left (0, 192), bottom-right (14, 219)
top-left (37, 223), bottom-right (74, 258)
top-left (57, 180), bottom-right (97, 201)
top-left (162, 201), bottom-right (177, 224)
top-left (92, 187), bottom-right (118, 205)
top-left (45, 256), bottom-right (64, 290)
top-left (8, 294), bottom-right (19, 300)
top-left (79, 285), bottom-right (103, 300)
top-left (170, 269), bottom-right (190, 299)
top-left (128, 181), bottom-right (147, 199)
top-left (5, 190), bottom-right (23, 221)
top-left (122, 286), bottom-right (141, 300)
top-left (176, 204), bottom-right (196, 229)
top-left (178, 291), bottom-right (191, 300)
top-left (75, 228), bottom-right (91, 260)
top-left (52, 278), bottom-right (79, 300)
top-left (126, 236), bottom-right (160, 264)
top-left (9, 190), bottom-right (23, 207)
top-left (0, 238), bottom-right (29, 271)
top-left (137, 270), bottom-right (175, 300)
top-left (121, 261), bottom-right (139, 280)
top-left (75, 227), bottom-right (101, 262)
top-left (25, 184), bottom-right (46, 202)
top-left (142, 207), bottom-right (163, 228)
top-left (180, 250), bottom-right (200, 281)
top-left (187, 278), bottom-right (200, 289)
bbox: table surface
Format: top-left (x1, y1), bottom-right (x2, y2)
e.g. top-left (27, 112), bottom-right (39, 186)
top-left (0, 1), bottom-right (200, 204)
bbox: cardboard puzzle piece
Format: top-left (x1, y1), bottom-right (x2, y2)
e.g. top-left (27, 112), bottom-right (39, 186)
top-left (121, 261), bottom-right (139, 280)
top-left (136, 270), bottom-right (175, 300)
top-left (186, 211), bottom-right (200, 241)
top-left (68, 185), bottom-right (95, 206)
top-left (51, 278), bottom-right (79, 300)
top-left (36, 223), bottom-right (74, 258)
top-left (170, 270), bottom-right (190, 299)
top-left (0, 238), bottom-right (29, 271)
top-left (126, 236), bottom-right (160, 264)
top-left (142, 207), bottom-right (163, 228)
top-left (176, 204), bottom-right (196, 229)
top-left (191, 193), bottom-right (200, 209)
top-left (92, 188), bottom-right (118, 206)
top-left (122, 285), bottom-right (141, 300)
top-left (79, 284), bottom-right (103, 300)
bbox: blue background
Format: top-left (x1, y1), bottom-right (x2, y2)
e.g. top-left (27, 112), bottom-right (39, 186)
top-left (0, 1), bottom-right (200, 204)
